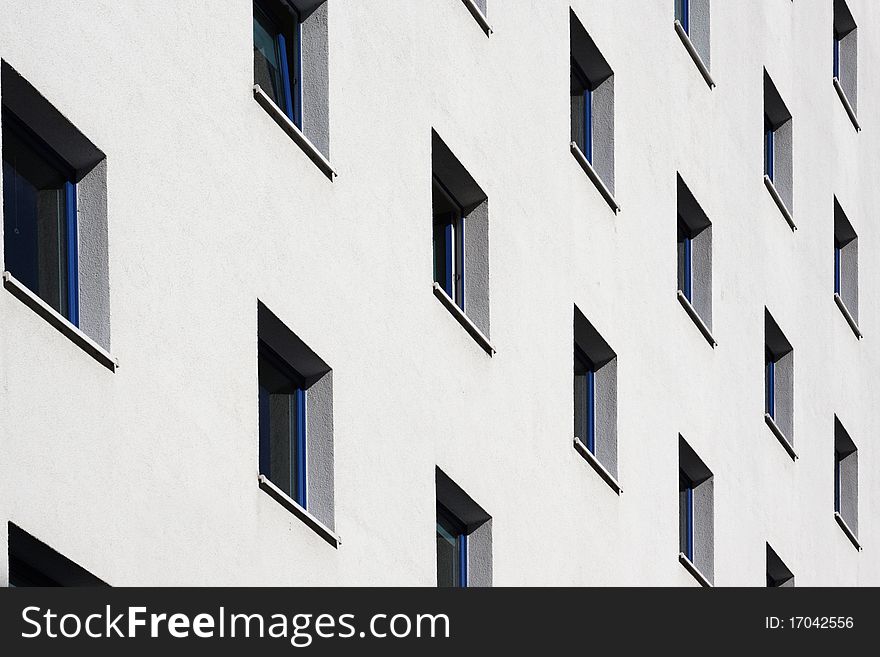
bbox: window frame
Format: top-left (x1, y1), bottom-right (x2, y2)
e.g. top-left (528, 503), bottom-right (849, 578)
top-left (834, 239), bottom-right (842, 295)
top-left (833, 33), bottom-right (841, 80)
top-left (432, 175), bottom-right (466, 308)
top-left (834, 450), bottom-right (842, 514)
top-left (436, 503), bottom-right (468, 588)
top-left (765, 355), bottom-right (775, 419)
top-left (764, 117), bottom-right (775, 181)
top-left (571, 59), bottom-right (592, 163)
top-left (258, 339), bottom-right (308, 507)
top-left (2, 110), bottom-right (80, 325)
top-left (574, 344), bottom-right (596, 454)
top-left (253, 0), bottom-right (303, 129)
top-left (676, 0), bottom-right (690, 34)
top-left (680, 473), bottom-right (695, 562)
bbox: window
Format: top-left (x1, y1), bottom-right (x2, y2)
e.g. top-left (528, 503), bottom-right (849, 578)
top-left (679, 436), bottom-right (713, 586)
top-left (252, 0), bottom-right (332, 177)
top-left (833, 197), bottom-right (860, 336)
top-left (573, 305), bottom-right (620, 492)
top-left (253, 0), bottom-right (301, 127)
top-left (431, 130), bottom-right (492, 354)
top-left (766, 544), bottom-right (794, 587)
top-left (436, 468), bottom-right (492, 587)
top-left (436, 505), bottom-right (467, 588)
top-left (834, 416), bottom-right (859, 550)
top-left (765, 309), bottom-right (795, 459)
top-left (763, 70), bottom-right (794, 228)
top-left (676, 174), bottom-right (714, 344)
top-left (1, 62), bottom-right (112, 368)
top-left (8, 523), bottom-right (105, 587)
top-left (674, 0), bottom-right (713, 87)
top-left (570, 9), bottom-right (617, 211)
top-left (833, 0), bottom-right (858, 128)
top-left (3, 110), bottom-right (77, 322)
top-left (257, 301), bottom-right (337, 546)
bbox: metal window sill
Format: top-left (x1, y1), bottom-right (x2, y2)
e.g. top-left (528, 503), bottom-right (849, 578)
top-left (678, 553), bottom-right (712, 587)
top-left (3, 271), bottom-right (117, 372)
top-left (833, 512), bottom-right (862, 551)
top-left (677, 291), bottom-right (717, 347)
top-left (673, 21), bottom-right (715, 89)
top-left (570, 142), bottom-right (620, 214)
top-left (832, 77), bottom-right (860, 132)
top-left (764, 413), bottom-right (798, 461)
top-left (258, 474), bottom-right (341, 548)
top-left (432, 283), bottom-right (495, 356)
top-left (253, 85), bottom-right (336, 181)
top-left (833, 293), bottom-right (862, 338)
top-left (763, 176), bottom-right (795, 231)
top-left (573, 437), bottom-right (622, 495)
top-left (461, 0), bottom-right (492, 36)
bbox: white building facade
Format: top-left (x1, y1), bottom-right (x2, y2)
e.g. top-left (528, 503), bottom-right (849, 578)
top-left (0, 0), bottom-right (877, 586)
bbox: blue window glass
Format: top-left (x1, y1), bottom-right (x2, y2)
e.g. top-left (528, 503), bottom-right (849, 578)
top-left (253, 0), bottom-right (302, 127)
top-left (571, 61), bottom-right (592, 162)
top-left (765, 354), bottom-right (775, 419)
top-left (574, 346), bottom-right (596, 453)
top-left (432, 177), bottom-right (465, 307)
top-left (679, 472), bottom-right (694, 561)
top-left (2, 109), bottom-right (78, 324)
top-left (834, 241), bottom-right (842, 295)
top-left (259, 341), bottom-right (307, 506)
top-left (675, 0), bottom-right (690, 34)
top-left (834, 452), bottom-right (841, 513)
top-left (436, 506), bottom-right (467, 588)
top-left (764, 117), bottom-right (774, 180)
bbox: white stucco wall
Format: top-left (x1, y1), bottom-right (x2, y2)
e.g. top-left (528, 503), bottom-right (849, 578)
top-left (0, 0), bottom-right (876, 586)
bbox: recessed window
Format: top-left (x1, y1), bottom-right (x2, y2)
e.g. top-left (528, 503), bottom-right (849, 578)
top-left (834, 416), bottom-right (859, 549)
top-left (674, 0), bottom-right (713, 86)
top-left (461, 0), bottom-right (491, 36)
top-left (570, 9), bottom-right (616, 210)
top-left (766, 543), bottom-right (794, 587)
top-left (252, 0), bottom-right (331, 174)
top-left (1, 62), bottom-right (111, 365)
top-left (3, 111), bottom-right (77, 321)
top-left (676, 174), bottom-right (713, 344)
top-left (257, 301), bottom-right (336, 544)
top-left (763, 70), bottom-right (794, 228)
top-left (436, 505), bottom-right (467, 588)
top-left (436, 468), bottom-right (492, 587)
top-left (431, 130), bottom-right (491, 353)
top-left (259, 341), bottom-right (308, 506)
top-left (679, 436), bottom-right (713, 586)
top-left (833, 197), bottom-right (859, 336)
top-left (253, 0), bottom-right (301, 127)
top-left (8, 523), bottom-right (106, 587)
top-left (765, 309), bottom-right (795, 458)
top-left (573, 305), bottom-right (619, 492)
top-left (833, 0), bottom-right (858, 127)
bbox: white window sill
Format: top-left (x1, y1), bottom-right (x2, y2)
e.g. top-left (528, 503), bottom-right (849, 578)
top-left (570, 142), bottom-right (620, 214)
top-left (258, 474), bottom-right (341, 548)
top-left (573, 437), bottom-right (622, 494)
top-left (764, 413), bottom-right (798, 461)
top-left (673, 20), bottom-right (715, 89)
top-left (461, 0), bottom-right (492, 36)
top-left (253, 85), bottom-right (336, 181)
top-left (677, 291), bottom-right (717, 347)
top-left (834, 293), bottom-right (862, 338)
top-left (834, 512), bottom-right (862, 551)
top-left (432, 283), bottom-right (495, 356)
top-left (678, 553), bottom-right (712, 587)
top-left (3, 271), bottom-right (118, 372)
top-left (763, 175), bottom-right (795, 231)
top-left (832, 77), bottom-right (860, 132)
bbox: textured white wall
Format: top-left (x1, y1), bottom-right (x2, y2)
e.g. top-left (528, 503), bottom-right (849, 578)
top-left (0, 0), bottom-right (877, 586)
